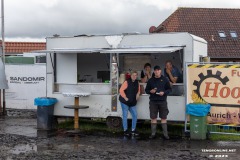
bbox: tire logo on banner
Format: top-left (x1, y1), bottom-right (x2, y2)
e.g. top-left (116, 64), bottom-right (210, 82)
top-left (192, 70), bottom-right (233, 106)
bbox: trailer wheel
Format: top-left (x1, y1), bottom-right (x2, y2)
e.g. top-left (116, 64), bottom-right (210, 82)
top-left (106, 116), bottom-right (122, 129)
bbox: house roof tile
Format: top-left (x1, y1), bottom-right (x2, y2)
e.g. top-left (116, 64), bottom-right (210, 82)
top-left (153, 8), bottom-right (240, 58)
top-left (0, 41), bottom-right (46, 55)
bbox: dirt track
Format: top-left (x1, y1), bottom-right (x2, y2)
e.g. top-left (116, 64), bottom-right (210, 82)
top-left (0, 109), bottom-right (239, 160)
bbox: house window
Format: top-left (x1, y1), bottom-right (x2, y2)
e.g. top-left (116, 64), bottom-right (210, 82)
top-left (35, 55), bottom-right (46, 63)
top-left (218, 31), bottom-right (226, 38)
top-left (230, 31), bottom-right (238, 38)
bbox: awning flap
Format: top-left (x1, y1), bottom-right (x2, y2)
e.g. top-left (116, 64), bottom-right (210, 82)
top-left (100, 46), bottom-right (183, 53)
top-left (32, 46), bottom-right (183, 54)
top-left (31, 48), bottom-right (103, 53)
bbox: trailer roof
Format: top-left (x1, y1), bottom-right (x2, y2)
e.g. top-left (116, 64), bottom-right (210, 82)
top-left (33, 33), bottom-right (205, 54)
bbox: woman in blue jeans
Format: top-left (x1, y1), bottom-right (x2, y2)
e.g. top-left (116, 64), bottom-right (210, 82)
top-left (119, 71), bottom-right (140, 136)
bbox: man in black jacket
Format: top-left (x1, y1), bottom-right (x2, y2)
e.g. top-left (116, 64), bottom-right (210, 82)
top-left (145, 65), bottom-right (171, 139)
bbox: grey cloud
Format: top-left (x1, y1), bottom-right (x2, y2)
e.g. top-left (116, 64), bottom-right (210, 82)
top-left (4, 0), bottom-right (171, 39)
top-left (4, 0), bottom-right (240, 40)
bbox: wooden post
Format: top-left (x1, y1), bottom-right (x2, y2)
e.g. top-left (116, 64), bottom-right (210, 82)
top-left (74, 97), bottom-right (79, 129)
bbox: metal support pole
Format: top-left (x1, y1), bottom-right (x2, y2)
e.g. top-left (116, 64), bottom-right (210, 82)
top-left (1, 0), bottom-right (6, 115)
top-left (0, 91), bottom-right (2, 114)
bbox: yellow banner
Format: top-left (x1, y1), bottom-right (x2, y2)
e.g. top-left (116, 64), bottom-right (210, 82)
top-left (187, 64), bottom-right (240, 124)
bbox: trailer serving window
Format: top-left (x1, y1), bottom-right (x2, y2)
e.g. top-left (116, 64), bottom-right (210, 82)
top-left (77, 53), bottom-right (110, 83)
top-left (54, 53), bottom-right (110, 83)
top-left (43, 48), bottom-right (110, 84)
top-left (102, 46), bottom-right (185, 96)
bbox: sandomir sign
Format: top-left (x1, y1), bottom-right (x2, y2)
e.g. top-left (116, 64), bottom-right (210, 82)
top-left (9, 76), bottom-right (45, 84)
top-left (191, 69), bottom-right (240, 107)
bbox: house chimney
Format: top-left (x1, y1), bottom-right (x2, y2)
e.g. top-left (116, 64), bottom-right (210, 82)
top-left (53, 34), bottom-right (60, 37)
top-left (149, 26), bottom-right (157, 33)
top-left (211, 35), bottom-right (215, 41)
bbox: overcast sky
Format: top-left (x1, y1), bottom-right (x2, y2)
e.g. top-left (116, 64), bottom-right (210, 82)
top-left (2, 0), bottom-right (240, 41)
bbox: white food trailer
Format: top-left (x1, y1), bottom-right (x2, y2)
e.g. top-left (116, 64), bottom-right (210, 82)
top-left (43, 32), bottom-right (207, 127)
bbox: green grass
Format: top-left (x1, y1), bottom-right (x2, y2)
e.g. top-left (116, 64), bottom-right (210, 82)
top-left (57, 118), bottom-right (240, 140)
top-left (210, 134), bottom-right (240, 141)
top-left (57, 118), bottom-right (121, 136)
top-left (207, 125), bottom-right (240, 140)
top-left (57, 118), bottom-right (185, 137)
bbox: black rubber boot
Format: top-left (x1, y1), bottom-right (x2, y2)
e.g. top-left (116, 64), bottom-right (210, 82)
top-left (161, 123), bottom-right (169, 140)
top-left (149, 123), bottom-right (157, 139)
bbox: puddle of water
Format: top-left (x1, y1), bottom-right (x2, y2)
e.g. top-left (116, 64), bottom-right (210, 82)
top-left (1, 118), bottom-right (37, 137)
top-left (37, 130), bottom-right (57, 138)
top-left (217, 141), bottom-right (240, 147)
top-left (9, 143), bottom-right (37, 154)
top-left (36, 141), bottom-right (91, 152)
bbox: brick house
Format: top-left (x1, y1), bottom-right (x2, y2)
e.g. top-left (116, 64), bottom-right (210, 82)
top-left (150, 8), bottom-right (240, 62)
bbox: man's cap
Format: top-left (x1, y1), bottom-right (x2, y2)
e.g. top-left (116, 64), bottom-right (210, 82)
top-left (154, 65), bottom-right (161, 70)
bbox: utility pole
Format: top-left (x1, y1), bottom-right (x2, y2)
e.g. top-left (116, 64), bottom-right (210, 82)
top-left (1, 0), bottom-right (6, 115)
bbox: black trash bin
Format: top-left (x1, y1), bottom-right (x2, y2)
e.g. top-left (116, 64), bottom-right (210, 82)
top-left (34, 97), bottom-right (58, 130)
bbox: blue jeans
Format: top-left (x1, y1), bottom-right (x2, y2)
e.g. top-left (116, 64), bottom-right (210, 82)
top-left (120, 102), bottom-right (137, 131)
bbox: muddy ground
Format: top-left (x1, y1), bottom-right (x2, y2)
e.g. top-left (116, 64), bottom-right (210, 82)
top-left (0, 109), bottom-right (240, 160)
